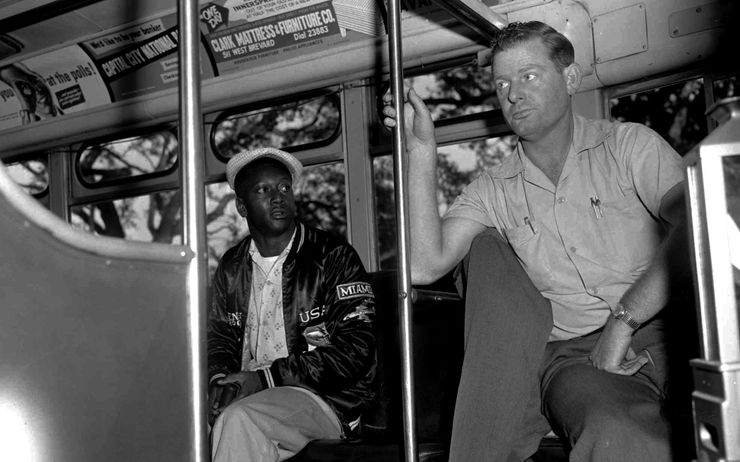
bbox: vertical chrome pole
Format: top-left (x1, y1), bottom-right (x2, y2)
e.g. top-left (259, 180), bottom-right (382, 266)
top-left (387, 1), bottom-right (418, 461)
top-left (178, 0), bottom-right (208, 461)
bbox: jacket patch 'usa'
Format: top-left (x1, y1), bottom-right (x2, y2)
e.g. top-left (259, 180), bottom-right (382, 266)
top-left (336, 282), bottom-right (374, 300)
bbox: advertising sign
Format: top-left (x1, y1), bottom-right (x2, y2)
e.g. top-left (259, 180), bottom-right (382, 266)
top-left (200, 0), bottom-right (385, 74)
top-left (82, 16), bottom-right (215, 101)
top-left (0, 46), bottom-right (110, 131)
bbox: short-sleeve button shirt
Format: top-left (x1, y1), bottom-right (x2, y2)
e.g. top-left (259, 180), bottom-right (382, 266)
top-left (444, 114), bottom-right (685, 340)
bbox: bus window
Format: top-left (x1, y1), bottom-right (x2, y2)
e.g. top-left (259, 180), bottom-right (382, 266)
top-left (77, 131), bottom-right (178, 185)
top-left (713, 75), bottom-right (737, 99)
top-left (211, 93), bottom-right (341, 160)
top-left (374, 135), bottom-right (515, 269)
top-left (205, 181), bottom-right (247, 276)
top-left (4, 156), bottom-right (48, 197)
top-left (205, 162), bottom-right (347, 277)
top-left (609, 78), bottom-right (708, 155)
top-left (69, 190), bottom-right (182, 243)
top-left (408, 62), bottom-right (498, 122)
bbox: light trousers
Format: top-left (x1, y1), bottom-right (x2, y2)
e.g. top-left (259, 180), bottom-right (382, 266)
top-left (211, 386), bottom-right (342, 462)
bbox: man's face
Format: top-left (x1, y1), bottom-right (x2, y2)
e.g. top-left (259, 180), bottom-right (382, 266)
top-left (492, 38), bottom-right (573, 141)
top-left (235, 160), bottom-right (297, 239)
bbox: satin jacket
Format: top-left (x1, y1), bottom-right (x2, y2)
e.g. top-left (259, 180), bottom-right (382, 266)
top-left (207, 222), bottom-right (376, 430)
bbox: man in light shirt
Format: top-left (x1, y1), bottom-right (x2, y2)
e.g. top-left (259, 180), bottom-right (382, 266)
top-left (208, 147), bottom-right (376, 461)
top-left (383, 20), bottom-right (693, 462)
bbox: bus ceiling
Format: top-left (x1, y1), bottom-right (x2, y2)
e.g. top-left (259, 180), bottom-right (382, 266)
top-left (431, 0), bottom-right (507, 44)
top-left (0, 0), bottom-right (736, 156)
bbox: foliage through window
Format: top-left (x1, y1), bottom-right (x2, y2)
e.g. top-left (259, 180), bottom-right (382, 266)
top-left (70, 190), bottom-right (182, 243)
top-left (5, 157), bottom-right (48, 196)
top-left (407, 62), bottom-right (498, 121)
top-left (610, 79), bottom-right (708, 155)
top-left (374, 136), bottom-right (515, 269)
top-left (713, 75), bottom-right (737, 101)
top-left (212, 94), bottom-right (340, 159)
top-left (77, 131), bottom-right (178, 185)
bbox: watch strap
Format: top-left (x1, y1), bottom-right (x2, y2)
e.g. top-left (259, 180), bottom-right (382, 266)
top-left (613, 303), bottom-right (641, 330)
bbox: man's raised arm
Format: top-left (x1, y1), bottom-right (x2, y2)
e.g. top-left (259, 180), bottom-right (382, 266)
top-left (382, 88), bottom-right (486, 284)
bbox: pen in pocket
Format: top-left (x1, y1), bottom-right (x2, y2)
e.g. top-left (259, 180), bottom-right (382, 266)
top-left (590, 196), bottom-right (604, 219)
top-left (524, 216), bottom-right (535, 233)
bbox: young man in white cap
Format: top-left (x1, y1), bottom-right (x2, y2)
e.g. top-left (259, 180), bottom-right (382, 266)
top-left (208, 147), bottom-right (377, 461)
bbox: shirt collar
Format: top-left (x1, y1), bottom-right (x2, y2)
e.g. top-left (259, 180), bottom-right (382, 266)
top-left (488, 113), bottom-right (611, 180)
top-left (572, 113), bottom-right (610, 153)
top-left (248, 227), bottom-right (297, 260)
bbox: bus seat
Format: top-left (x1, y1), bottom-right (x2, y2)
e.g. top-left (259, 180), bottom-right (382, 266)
top-left (287, 270), bottom-right (463, 462)
top-left (288, 269), bottom-right (569, 462)
top-left (0, 164), bottom-right (199, 461)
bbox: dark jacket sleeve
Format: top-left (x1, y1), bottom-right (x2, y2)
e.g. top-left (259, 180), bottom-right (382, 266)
top-left (207, 258), bottom-right (243, 382)
top-left (268, 244), bottom-right (376, 393)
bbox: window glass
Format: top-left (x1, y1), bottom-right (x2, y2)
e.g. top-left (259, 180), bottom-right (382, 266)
top-left (206, 162), bottom-right (347, 277)
top-left (5, 157), bottom-right (48, 196)
top-left (723, 155), bottom-right (740, 292)
top-left (714, 75), bottom-right (737, 100)
top-left (77, 131), bottom-right (178, 185)
top-left (610, 79), bottom-right (707, 155)
top-left (70, 190), bottom-right (182, 243)
top-left (407, 62), bottom-right (498, 121)
top-left (212, 94), bottom-right (340, 160)
top-left (374, 136), bottom-right (515, 269)
top-left (205, 181), bottom-right (248, 275)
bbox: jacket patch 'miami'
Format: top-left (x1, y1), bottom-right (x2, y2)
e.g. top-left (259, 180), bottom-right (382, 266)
top-left (336, 282), bottom-right (374, 300)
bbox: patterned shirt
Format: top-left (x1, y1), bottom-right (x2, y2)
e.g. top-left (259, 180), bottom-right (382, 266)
top-left (241, 231), bottom-right (295, 371)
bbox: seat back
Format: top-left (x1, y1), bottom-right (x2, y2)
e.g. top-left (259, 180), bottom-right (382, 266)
top-left (0, 164), bottom-right (198, 461)
top-left (361, 271), bottom-right (464, 446)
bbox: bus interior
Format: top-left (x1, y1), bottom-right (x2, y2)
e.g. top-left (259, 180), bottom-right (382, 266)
top-left (0, 0), bottom-right (738, 461)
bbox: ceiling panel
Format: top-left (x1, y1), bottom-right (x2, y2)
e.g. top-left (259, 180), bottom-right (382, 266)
top-left (75, 0), bottom-right (175, 29)
top-left (1, 0), bottom-right (177, 60)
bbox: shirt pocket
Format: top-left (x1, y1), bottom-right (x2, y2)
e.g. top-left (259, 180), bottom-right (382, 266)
top-left (597, 194), bottom-right (658, 271)
top-left (502, 221), bottom-right (554, 291)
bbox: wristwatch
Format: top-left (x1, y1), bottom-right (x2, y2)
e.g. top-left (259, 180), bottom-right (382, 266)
top-left (612, 302), bottom-right (641, 330)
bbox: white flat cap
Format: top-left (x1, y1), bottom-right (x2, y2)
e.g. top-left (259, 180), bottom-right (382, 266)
top-left (226, 147), bottom-right (303, 190)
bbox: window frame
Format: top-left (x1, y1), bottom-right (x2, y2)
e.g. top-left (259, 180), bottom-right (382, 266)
top-left (74, 126), bottom-right (180, 189)
top-left (208, 88), bottom-right (343, 164)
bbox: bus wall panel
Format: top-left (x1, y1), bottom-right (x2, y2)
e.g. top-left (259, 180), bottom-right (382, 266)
top-left (0, 191), bottom-right (196, 461)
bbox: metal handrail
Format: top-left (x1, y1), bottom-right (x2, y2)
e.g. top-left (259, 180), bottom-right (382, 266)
top-left (386, 0), bottom-right (417, 460)
top-left (178, 0), bottom-right (209, 460)
top-left (387, 1), bottom-right (505, 460)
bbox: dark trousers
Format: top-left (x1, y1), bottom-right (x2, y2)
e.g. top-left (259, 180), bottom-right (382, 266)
top-left (449, 229), bottom-right (694, 462)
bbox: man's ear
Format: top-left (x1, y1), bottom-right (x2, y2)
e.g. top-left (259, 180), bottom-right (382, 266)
top-left (235, 197), bottom-right (248, 218)
top-left (564, 62), bottom-right (583, 96)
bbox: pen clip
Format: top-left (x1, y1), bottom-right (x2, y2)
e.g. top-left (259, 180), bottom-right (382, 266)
top-left (524, 216), bottom-right (535, 233)
top-left (590, 197), bottom-right (603, 219)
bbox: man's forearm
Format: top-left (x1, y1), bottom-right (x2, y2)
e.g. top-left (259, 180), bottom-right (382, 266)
top-left (619, 219), bottom-right (690, 325)
top-left (407, 144), bottom-right (445, 284)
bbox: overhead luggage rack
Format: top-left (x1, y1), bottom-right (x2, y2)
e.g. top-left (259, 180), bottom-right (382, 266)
top-left (430, 0), bottom-right (506, 43)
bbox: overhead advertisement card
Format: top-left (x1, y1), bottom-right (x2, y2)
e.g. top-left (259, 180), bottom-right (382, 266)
top-left (200, 0), bottom-right (384, 75)
top-left (81, 16), bottom-right (215, 101)
top-left (0, 46), bottom-right (110, 131)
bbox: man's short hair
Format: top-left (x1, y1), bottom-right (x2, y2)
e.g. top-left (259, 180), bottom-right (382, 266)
top-left (492, 21), bottom-right (575, 71)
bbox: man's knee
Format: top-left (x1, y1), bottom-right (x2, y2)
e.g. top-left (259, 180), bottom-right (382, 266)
top-left (216, 398), bottom-right (259, 430)
top-left (583, 399), bottom-right (665, 434)
top-left (569, 400), bottom-right (671, 461)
